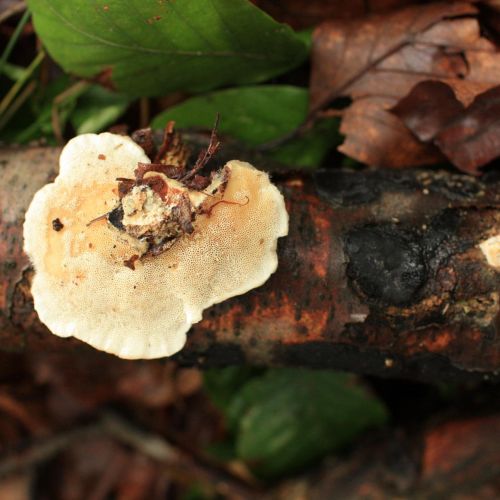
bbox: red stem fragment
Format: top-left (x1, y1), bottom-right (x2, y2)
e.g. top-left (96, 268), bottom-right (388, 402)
top-left (205, 196), bottom-right (249, 217)
top-left (181, 114), bottom-right (221, 182)
top-left (154, 121), bottom-right (176, 163)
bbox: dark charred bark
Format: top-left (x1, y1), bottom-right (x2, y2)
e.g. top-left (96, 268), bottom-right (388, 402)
top-left (1, 146), bottom-right (499, 382)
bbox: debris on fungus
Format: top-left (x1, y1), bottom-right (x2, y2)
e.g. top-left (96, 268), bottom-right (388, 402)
top-left (23, 122), bottom-right (288, 359)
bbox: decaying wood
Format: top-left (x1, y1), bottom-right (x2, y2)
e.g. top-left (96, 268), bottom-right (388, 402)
top-left (0, 146), bottom-right (499, 381)
top-left (272, 413), bottom-right (500, 499)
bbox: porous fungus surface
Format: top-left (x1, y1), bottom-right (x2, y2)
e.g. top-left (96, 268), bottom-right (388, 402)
top-left (23, 133), bottom-right (288, 359)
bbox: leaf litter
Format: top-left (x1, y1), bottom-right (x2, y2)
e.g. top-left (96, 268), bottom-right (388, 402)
top-left (309, 1), bottom-right (500, 170)
top-left (392, 80), bottom-right (500, 174)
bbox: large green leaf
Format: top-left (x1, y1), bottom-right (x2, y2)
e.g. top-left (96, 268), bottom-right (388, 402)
top-left (152, 85), bottom-right (340, 167)
top-left (204, 366), bottom-right (260, 413)
top-left (27, 0), bottom-right (308, 97)
top-left (226, 369), bottom-right (387, 478)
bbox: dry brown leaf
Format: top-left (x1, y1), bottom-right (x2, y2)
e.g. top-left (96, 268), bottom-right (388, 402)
top-left (251, 0), bottom-right (415, 29)
top-left (116, 454), bottom-right (165, 500)
top-left (310, 1), bottom-right (500, 167)
top-left (175, 368), bottom-right (203, 398)
top-left (420, 415), bottom-right (500, 492)
top-left (0, 473), bottom-right (32, 500)
top-left (41, 438), bottom-right (129, 500)
top-left (392, 80), bottom-right (500, 174)
top-left (339, 96), bottom-right (443, 167)
top-left (117, 364), bottom-right (178, 408)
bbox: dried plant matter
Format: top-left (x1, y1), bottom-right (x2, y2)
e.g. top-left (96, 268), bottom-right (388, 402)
top-left (310, 2), bottom-right (500, 167)
top-left (252, 0), bottom-right (415, 29)
top-left (392, 81), bottom-right (500, 175)
top-left (23, 129), bottom-right (288, 359)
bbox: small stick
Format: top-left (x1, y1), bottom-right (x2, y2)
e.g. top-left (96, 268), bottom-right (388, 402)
top-left (181, 114), bottom-right (221, 182)
top-left (154, 121), bottom-right (176, 163)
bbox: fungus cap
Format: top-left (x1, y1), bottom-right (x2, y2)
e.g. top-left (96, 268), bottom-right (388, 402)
top-left (23, 133), bottom-right (288, 359)
top-left (479, 234), bottom-right (500, 269)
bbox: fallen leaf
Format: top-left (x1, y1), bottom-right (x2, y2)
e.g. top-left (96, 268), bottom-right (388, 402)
top-left (251, 0), bottom-right (415, 30)
top-left (175, 368), bottom-right (202, 398)
top-left (339, 96), bottom-right (443, 167)
top-left (42, 438), bottom-right (129, 500)
top-left (310, 2), bottom-right (500, 167)
top-left (420, 415), bottom-right (500, 493)
top-left (117, 364), bottom-right (177, 408)
top-left (392, 80), bottom-right (500, 174)
top-left (391, 81), bottom-right (464, 142)
top-left (116, 454), bottom-right (164, 500)
top-left (0, 473), bottom-right (32, 500)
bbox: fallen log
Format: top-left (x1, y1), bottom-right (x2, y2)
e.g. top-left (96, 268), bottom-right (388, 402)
top-left (272, 413), bottom-right (500, 499)
top-left (1, 145), bottom-right (499, 381)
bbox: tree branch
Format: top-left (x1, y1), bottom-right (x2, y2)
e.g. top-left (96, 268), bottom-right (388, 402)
top-left (1, 146), bottom-right (499, 381)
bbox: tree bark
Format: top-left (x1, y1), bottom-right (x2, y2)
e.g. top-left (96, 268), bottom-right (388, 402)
top-left (1, 146), bottom-right (499, 381)
top-left (272, 413), bottom-right (500, 499)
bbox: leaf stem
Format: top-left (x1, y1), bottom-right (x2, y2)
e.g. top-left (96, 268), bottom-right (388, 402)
top-left (0, 50), bottom-right (44, 116)
top-left (0, 9), bottom-right (30, 76)
top-left (51, 80), bottom-right (90, 144)
top-left (0, 80), bottom-right (36, 132)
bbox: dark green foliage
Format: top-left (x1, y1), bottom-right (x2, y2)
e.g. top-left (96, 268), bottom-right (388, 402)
top-left (27, 0), bottom-right (308, 97)
top-left (152, 85), bottom-right (340, 168)
top-left (206, 368), bottom-right (388, 478)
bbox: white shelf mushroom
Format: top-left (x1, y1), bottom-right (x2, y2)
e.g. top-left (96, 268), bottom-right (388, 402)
top-left (23, 132), bottom-right (288, 359)
top-left (479, 234), bottom-right (500, 269)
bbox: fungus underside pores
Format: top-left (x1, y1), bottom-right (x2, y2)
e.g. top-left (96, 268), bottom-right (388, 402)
top-left (23, 124), bottom-right (288, 359)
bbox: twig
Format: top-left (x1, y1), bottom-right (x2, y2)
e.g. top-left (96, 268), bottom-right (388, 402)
top-left (101, 412), bottom-right (179, 463)
top-left (0, 389), bottom-right (48, 436)
top-left (51, 80), bottom-right (90, 145)
top-left (139, 97), bottom-right (150, 129)
top-left (256, 107), bottom-right (344, 152)
top-left (0, 413), bottom-right (259, 499)
top-left (154, 121), bottom-right (176, 162)
top-left (0, 423), bottom-right (103, 478)
top-left (181, 113), bottom-right (220, 181)
top-left (102, 412), bottom-right (259, 500)
top-left (87, 447), bottom-right (130, 500)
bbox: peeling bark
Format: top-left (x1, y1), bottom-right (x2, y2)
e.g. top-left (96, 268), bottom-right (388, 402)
top-left (0, 146), bottom-right (499, 381)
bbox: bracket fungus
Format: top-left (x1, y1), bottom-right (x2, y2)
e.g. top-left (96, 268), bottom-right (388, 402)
top-left (23, 124), bottom-right (288, 359)
top-left (479, 234), bottom-right (500, 269)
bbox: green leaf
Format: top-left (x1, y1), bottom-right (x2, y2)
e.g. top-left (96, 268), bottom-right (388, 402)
top-left (2, 63), bottom-right (27, 82)
top-left (70, 85), bottom-right (130, 134)
top-left (27, 0), bottom-right (308, 97)
top-left (181, 484), bottom-right (215, 500)
top-left (1, 77), bottom-right (126, 144)
top-left (204, 366), bottom-right (260, 413)
top-left (152, 85), bottom-right (340, 168)
top-left (226, 369), bottom-right (387, 478)
top-left (1, 75), bottom-right (76, 144)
